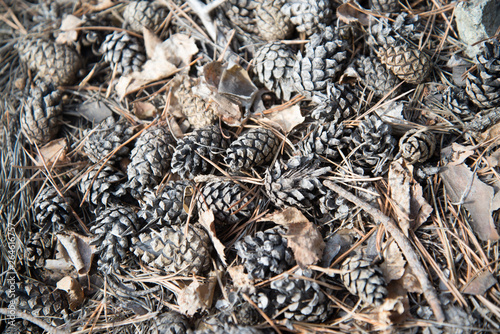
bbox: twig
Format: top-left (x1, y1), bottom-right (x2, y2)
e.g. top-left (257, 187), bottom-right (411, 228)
top-left (323, 180), bottom-right (446, 323)
top-left (0, 308), bottom-right (69, 334)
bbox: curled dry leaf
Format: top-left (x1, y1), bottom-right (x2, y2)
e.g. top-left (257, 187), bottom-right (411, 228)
top-left (400, 264), bottom-right (423, 294)
top-left (375, 281), bottom-right (410, 327)
top-left (262, 207), bottom-right (325, 268)
top-left (177, 276), bottom-right (216, 316)
top-left (133, 101), bottom-right (157, 119)
top-left (410, 180), bottom-right (433, 230)
top-left (56, 15), bottom-right (83, 44)
top-left (380, 242), bottom-right (406, 283)
top-left (55, 232), bottom-right (96, 275)
top-left (389, 159), bottom-right (412, 235)
top-left (227, 265), bottom-right (256, 295)
top-left (56, 276), bottom-right (85, 311)
top-left (486, 148), bottom-right (500, 167)
top-left (262, 105), bottom-right (304, 133)
top-left (35, 138), bottom-right (69, 167)
top-left (462, 271), bottom-right (497, 295)
top-left (198, 209), bottom-right (227, 266)
top-left (337, 1), bottom-right (371, 26)
top-left (194, 80), bottom-right (242, 126)
top-left (76, 101), bottom-right (113, 122)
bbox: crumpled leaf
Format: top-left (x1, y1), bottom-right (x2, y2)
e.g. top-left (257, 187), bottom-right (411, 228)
top-left (399, 264), bottom-right (423, 293)
top-left (56, 15), bottom-right (83, 44)
top-left (193, 80), bottom-right (242, 126)
top-left (410, 180), bottom-right (433, 230)
top-left (479, 122), bottom-right (500, 143)
top-left (486, 148), bottom-right (500, 167)
top-left (337, 1), bottom-right (371, 26)
top-left (56, 276), bottom-right (84, 311)
top-left (177, 276), bottom-right (216, 316)
top-left (133, 101), bottom-right (157, 119)
top-left (51, 232), bottom-right (96, 275)
top-left (440, 162), bottom-right (500, 241)
top-left (380, 242), bottom-right (406, 282)
top-left (199, 209), bottom-right (227, 266)
top-left (76, 100), bottom-right (113, 122)
top-left (262, 105), bottom-right (304, 133)
top-left (389, 159), bottom-right (412, 235)
top-left (262, 207), bottom-right (325, 268)
top-left (462, 271), bottom-right (497, 295)
top-left (442, 143), bottom-right (475, 166)
top-left (374, 281), bottom-right (410, 327)
top-left (35, 138), bottom-right (69, 167)
top-left (227, 265), bottom-right (256, 295)
top-left (217, 63), bottom-right (258, 108)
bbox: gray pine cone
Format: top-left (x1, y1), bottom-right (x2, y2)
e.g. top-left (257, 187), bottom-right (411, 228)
top-left (255, 0), bottom-right (293, 41)
top-left (281, 0), bottom-right (333, 36)
top-left (465, 41), bottom-right (500, 109)
top-left (131, 224), bottom-right (212, 275)
top-left (223, 0), bottom-right (259, 35)
top-left (225, 127), bottom-right (280, 172)
top-left (370, 0), bottom-right (400, 12)
top-left (171, 125), bottom-right (228, 179)
top-left (367, 13), bottom-right (424, 48)
top-left (16, 38), bottom-right (82, 85)
top-left (20, 82), bottom-right (62, 144)
top-left (377, 43), bottom-right (431, 84)
top-left (123, 0), bottom-right (168, 33)
top-left (300, 122), bottom-right (349, 159)
top-left (78, 165), bottom-right (127, 211)
top-left (310, 83), bottom-right (360, 124)
top-left (235, 226), bottom-right (295, 280)
top-left (90, 205), bottom-right (138, 274)
top-left (264, 154), bottom-right (330, 209)
top-left (356, 55), bottom-right (401, 98)
top-left (198, 180), bottom-right (256, 226)
top-left (293, 26), bottom-right (349, 98)
top-left (174, 75), bottom-right (217, 128)
top-left (442, 87), bottom-right (475, 117)
top-left (399, 129), bottom-right (436, 164)
top-left (138, 180), bottom-right (192, 227)
top-left (25, 232), bottom-right (53, 269)
top-left (34, 186), bottom-right (72, 232)
top-left (127, 123), bottom-right (175, 198)
top-left (253, 42), bottom-right (296, 100)
top-left (83, 116), bottom-right (133, 164)
top-left (349, 115), bottom-right (396, 175)
top-left (341, 252), bottom-right (388, 306)
top-left (100, 31), bottom-right (146, 75)
top-left (214, 291), bottom-right (260, 326)
top-left (151, 311), bottom-right (190, 334)
top-left (193, 325), bottom-right (264, 334)
top-left (255, 268), bottom-right (330, 322)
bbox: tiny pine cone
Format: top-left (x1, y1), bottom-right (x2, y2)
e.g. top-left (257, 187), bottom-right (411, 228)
top-left (399, 129), bottom-right (436, 164)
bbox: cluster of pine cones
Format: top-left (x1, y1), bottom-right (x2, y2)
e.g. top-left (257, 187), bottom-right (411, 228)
top-left (2, 0), bottom-right (499, 333)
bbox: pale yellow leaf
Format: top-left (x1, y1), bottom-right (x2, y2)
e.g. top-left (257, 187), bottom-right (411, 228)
top-left (56, 276), bottom-right (85, 311)
top-left (199, 209), bottom-right (227, 266)
top-left (380, 242), bottom-right (406, 282)
top-left (56, 15), bottom-right (83, 44)
top-left (263, 105), bottom-right (304, 133)
top-left (35, 138), bottom-right (68, 166)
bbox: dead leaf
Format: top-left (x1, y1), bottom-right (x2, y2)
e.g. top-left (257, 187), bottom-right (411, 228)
top-left (389, 159), bottom-right (413, 235)
top-left (56, 232), bottom-right (96, 275)
top-left (76, 100), bottom-right (113, 122)
top-left (262, 207), bottom-right (325, 268)
top-left (410, 181), bottom-right (433, 230)
top-left (399, 264), bottom-right (423, 293)
top-left (262, 105), bottom-right (304, 133)
top-left (198, 209), bottom-right (227, 266)
top-left (440, 163), bottom-right (500, 241)
top-left (380, 242), bottom-right (406, 282)
top-left (194, 81), bottom-right (242, 126)
top-left (486, 148), bottom-right (500, 167)
top-left (462, 271), bottom-right (497, 295)
top-left (479, 122), bottom-right (500, 143)
top-left (227, 265), bottom-right (256, 295)
top-left (218, 62), bottom-right (258, 108)
top-left (445, 143), bottom-right (475, 166)
top-left (35, 138), bottom-right (68, 166)
top-left (177, 276), bottom-right (216, 316)
top-left (56, 15), bottom-right (83, 44)
top-left (143, 28), bottom-right (162, 59)
top-left (375, 281), bottom-right (410, 327)
top-left (337, 1), bottom-right (371, 26)
top-left (56, 276), bottom-right (84, 311)
top-left (133, 101), bottom-right (157, 119)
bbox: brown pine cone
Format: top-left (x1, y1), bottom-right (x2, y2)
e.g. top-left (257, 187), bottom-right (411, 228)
top-left (255, 0), bottom-right (293, 41)
top-left (100, 31), bottom-right (146, 75)
top-left (377, 43), bottom-right (431, 84)
top-left (399, 129), bottom-right (436, 164)
top-left (25, 232), bottom-right (54, 269)
top-left (356, 55), bottom-right (401, 98)
top-left (123, 0), bottom-right (168, 33)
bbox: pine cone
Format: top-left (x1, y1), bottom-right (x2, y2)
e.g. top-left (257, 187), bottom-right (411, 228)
top-left (442, 87), bottom-right (475, 117)
top-left (300, 122), bottom-right (349, 159)
top-left (281, 0), bottom-right (333, 36)
top-left (255, 0), bottom-right (293, 41)
top-left (100, 31), bottom-right (146, 75)
top-left (83, 116), bottom-right (133, 164)
top-left (293, 26), bottom-right (349, 98)
top-left (255, 268), bottom-right (330, 322)
top-left (3, 322), bottom-right (43, 334)
top-left (171, 125), bottom-right (228, 179)
top-left (152, 311), bottom-right (190, 334)
top-left (34, 186), bottom-right (72, 232)
top-left (264, 154), bottom-right (330, 209)
top-left (341, 252), bottom-right (387, 306)
top-left (198, 180), bottom-right (256, 226)
top-left (370, 0), bottom-right (400, 12)
top-left (377, 43), bottom-right (431, 84)
top-left (253, 42), bottom-right (296, 100)
top-left (214, 291), bottom-right (261, 326)
top-left (78, 165), bottom-right (127, 211)
top-left (367, 13), bottom-right (424, 48)
top-left (356, 55), bottom-right (401, 98)
top-left (174, 75), bottom-right (217, 128)
top-left (25, 232), bottom-right (53, 269)
top-left (310, 83), bottom-right (360, 123)
top-left (399, 129), bottom-right (436, 164)
top-left (138, 180), bottom-right (192, 227)
top-left (16, 39), bottom-right (82, 86)
top-left (349, 115), bottom-right (396, 176)
top-left (131, 224), bottom-right (212, 275)
top-left (123, 0), bottom-right (168, 33)
top-left (20, 82), bottom-right (62, 144)
top-left (223, 0), bottom-right (259, 35)
top-left (90, 205), bottom-right (138, 274)
top-left (194, 325), bottom-right (264, 334)
top-left (225, 127), bottom-right (280, 172)
top-left (465, 41), bottom-right (500, 109)
top-left (127, 123), bottom-right (175, 198)
top-left (235, 227), bottom-right (294, 280)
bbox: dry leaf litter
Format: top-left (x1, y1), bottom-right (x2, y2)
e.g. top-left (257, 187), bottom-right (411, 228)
top-left (1, 0), bottom-right (500, 333)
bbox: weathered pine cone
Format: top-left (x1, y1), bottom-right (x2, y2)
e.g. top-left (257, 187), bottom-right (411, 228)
top-left (34, 186), bottom-right (72, 232)
top-left (225, 127), bottom-right (280, 172)
top-left (198, 180), bottom-right (256, 226)
top-left (281, 0), bottom-right (333, 36)
top-left (25, 232), bottom-right (53, 269)
top-left (341, 252), bottom-right (388, 306)
top-left (367, 13), bottom-right (424, 47)
top-left (138, 180), bottom-right (192, 227)
top-left (16, 38), bottom-right (82, 86)
top-left (300, 122), bottom-right (349, 159)
top-left (310, 83), bottom-right (360, 123)
top-left (442, 87), bottom-right (475, 117)
top-left (377, 43), bottom-right (431, 84)
top-left (131, 224), bottom-right (212, 275)
top-left (90, 205), bottom-right (139, 274)
top-left (83, 116), bottom-right (133, 164)
top-left (171, 125), bottom-right (228, 179)
top-left (370, 0), bottom-right (400, 12)
top-left (20, 82), bottom-right (62, 144)
top-left (194, 325), bottom-right (264, 334)
top-left (356, 55), bottom-right (401, 98)
top-left (253, 42), bottom-right (296, 100)
top-left (213, 291), bottom-right (261, 326)
top-left (123, 0), bottom-right (168, 33)
top-left (100, 31), bottom-right (146, 75)
top-left (78, 165), bottom-right (127, 211)
top-left (399, 129), bottom-right (436, 164)
top-left (127, 123), bottom-right (175, 198)
top-left (151, 311), bottom-right (191, 334)
top-left (223, 0), bottom-right (259, 35)
top-left (264, 154), bottom-right (330, 209)
top-left (255, 0), bottom-right (293, 41)
top-left (235, 226), bottom-right (295, 280)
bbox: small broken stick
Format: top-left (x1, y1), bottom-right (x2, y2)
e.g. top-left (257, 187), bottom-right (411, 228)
top-left (323, 180), bottom-right (446, 323)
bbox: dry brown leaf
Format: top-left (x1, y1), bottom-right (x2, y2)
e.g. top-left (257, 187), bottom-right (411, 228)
top-left (56, 276), bottom-right (84, 311)
top-left (133, 101), bottom-right (157, 119)
top-left (193, 81), bottom-right (242, 126)
top-left (337, 1), bottom-right (371, 26)
top-left (35, 138), bottom-right (69, 166)
top-left (56, 15), bottom-right (83, 44)
top-left (263, 105), bottom-right (304, 133)
top-left (440, 163), bottom-right (500, 241)
top-left (462, 271), bottom-right (497, 295)
top-left (55, 232), bottom-right (96, 275)
top-left (380, 242), bottom-right (406, 282)
top-left (399, 264), bottom-right (423, 293)
top-left (410, 180), bottom-right (433, 230)
top-left (227, 265), bottom-right (256, 295)
top-left (177, 276), bottom-right (216, 316)
top-left (486, 148), bottom-right (500, 167)
top-left (198, 209), bottom-right (227, 266)
top-left (375, 281), bottom-right (410, 327)
top-left (447, 143), bottom-right (475, 166)
top-left (262, 207), bottom-right (325, 268)
top-left (217, 63), bottom-right (258, 108)
top-left (389, 159), bottom-right (412, 235)
top-left (479, 122), bottom-right (500, 143)
top-left (76, 101), bottom-right (113, 122)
